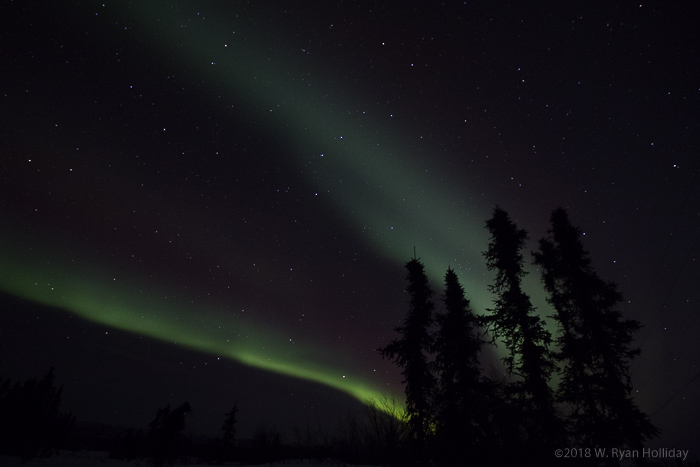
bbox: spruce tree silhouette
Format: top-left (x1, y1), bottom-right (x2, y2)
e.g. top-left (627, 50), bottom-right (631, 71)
top-left (534, 208), bottom-right (659, 454)
top-left (380, 254), bottom-right (435, 464)
top-left (221, 404), bottom-right (238, 460)
top-left (432, 267), bottom-right (486, 464)
top-left (483, 206), bottom-right (561, 460)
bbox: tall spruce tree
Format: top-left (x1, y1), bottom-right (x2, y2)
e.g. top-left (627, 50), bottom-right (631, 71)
top-left (483, 206), bottom-right (560, 455)
top-left (381, 256), bottom-right (436, 452)
top-left (221, 404), bottom-right (238, 460)
top-left (533, 207), bottom-right (659, 451)
top-left (433, 267), bottom-right (484, 457)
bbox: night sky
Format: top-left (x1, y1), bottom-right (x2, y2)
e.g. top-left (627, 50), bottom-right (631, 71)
top-left (1, 0), bottom-right (698, 453)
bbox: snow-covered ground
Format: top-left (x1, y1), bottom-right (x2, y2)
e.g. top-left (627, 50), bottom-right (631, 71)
top-left (0, 451), bottom-right (380, 467)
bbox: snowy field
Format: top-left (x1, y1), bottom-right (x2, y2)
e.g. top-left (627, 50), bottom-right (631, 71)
top-left (0, 451), bottom-right (379, 467)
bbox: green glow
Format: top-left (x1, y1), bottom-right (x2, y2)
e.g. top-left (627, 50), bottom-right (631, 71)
top-left (0, 241), bottom-right (389, 406)
top-left (118, 1), bottom-right (495, 307)
top-left (0, 1), bottom-right (547, 416)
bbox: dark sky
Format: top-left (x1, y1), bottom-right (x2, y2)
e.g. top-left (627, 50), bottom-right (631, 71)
top-left (1, 0), bottom-right (698, 452)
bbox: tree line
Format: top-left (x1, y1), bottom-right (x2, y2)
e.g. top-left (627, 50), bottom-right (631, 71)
top-left (381, 206), bottom-right (659, 466)
top-left (0, 367), bottom-right (75, 460)
top-left (0, 366), bottom-right (407, 465)
top-left (0, 206), bottom-right (661, 466)
top-left (109, 396), bottom-right (408, 465)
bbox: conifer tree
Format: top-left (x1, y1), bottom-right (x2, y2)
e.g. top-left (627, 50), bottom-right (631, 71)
top-left (222, 404), bottom-right (238, 448)
top-left (483, 206), bottom-right (560, 454)
top-left (433, 267), bottom-right (485, 460)
top-left (219, 404), bottom-right (238, 462)
top-left (533, 207), bottom-right (659, 450)
top-left (381, 256), bottom-right (436, 452)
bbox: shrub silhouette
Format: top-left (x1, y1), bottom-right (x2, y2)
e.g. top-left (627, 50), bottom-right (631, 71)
top-left (146, 401), bottom-right (191, 466)
top-left (0, 367), bottom-right (74, 459)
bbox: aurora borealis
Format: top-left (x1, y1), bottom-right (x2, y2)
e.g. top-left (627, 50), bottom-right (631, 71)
top-left (2, 0), bottom-right (698, 453)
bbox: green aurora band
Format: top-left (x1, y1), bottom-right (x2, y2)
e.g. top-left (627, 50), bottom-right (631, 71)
top-left (110, 1), bottom-right (494, 283)
top-left (0, 241), bottom-right (389, 404)
top-left (1, 1), bottom-right (544, 410)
